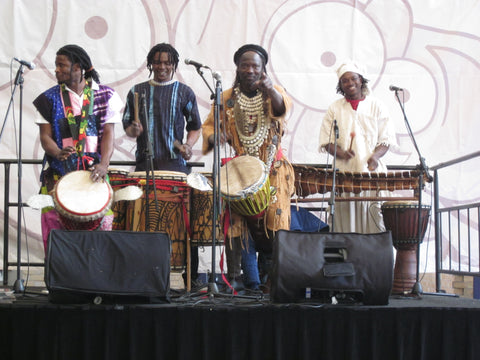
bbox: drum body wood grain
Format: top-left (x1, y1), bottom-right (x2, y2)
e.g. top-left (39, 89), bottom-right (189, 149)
top-left (126, 171), bottom-right (190, 271)
top-left (381, 201), bottom-right (431, 294)
top-left (108, 168), bottom-right (133, 231)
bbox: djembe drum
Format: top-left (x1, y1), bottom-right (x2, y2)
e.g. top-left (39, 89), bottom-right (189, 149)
top-left (219, 155), bottom-right (273, 217)
top-left (52, 170), bottom-right (114, 230)
top-left (108, 168), bottom-right (134, 230)
top-left (381, 201), bottom-right (431, 294)
top-left (125, 170), bottom-right (190, 271)
top-left (190, 173), bottom-right (225, 246)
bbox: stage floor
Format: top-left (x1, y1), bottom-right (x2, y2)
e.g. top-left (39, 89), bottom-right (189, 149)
top-left (1, 287), bottom-right (480, 360)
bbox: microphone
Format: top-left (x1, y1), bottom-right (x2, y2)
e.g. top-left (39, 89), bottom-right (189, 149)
top-left (14, 57), bottom-right (35, 70)
top-left (184, 58), bottom-right (209, 69)
top-left (389, 85), bottom-right (403, 92)
top-left (333, 119), bottom-right (339, 139)
top-left (212, 71), bottom-right (221, 81)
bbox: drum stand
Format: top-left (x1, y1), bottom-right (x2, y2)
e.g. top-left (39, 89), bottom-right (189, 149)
top-left (393, 89), bottom-right (433, 296)
top-left (0, 62), bottom-right (29, 293)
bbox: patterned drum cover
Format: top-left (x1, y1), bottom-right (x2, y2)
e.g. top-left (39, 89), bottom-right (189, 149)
top-left (190, 173), bottom-right (229, 246)
top-left (126, 171), bottom-right (190, 271)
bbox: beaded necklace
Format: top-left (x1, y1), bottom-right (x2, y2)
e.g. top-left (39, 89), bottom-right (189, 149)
top-left (61, 80), bottom-right (94, 169)
top-left (233, 87), bottom-right (269, 157)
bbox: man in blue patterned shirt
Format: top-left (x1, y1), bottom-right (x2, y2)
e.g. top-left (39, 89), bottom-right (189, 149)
top-left (122, 43), bottom-right (202, 173)
top-left (122, 43), bottom-right (203, 289)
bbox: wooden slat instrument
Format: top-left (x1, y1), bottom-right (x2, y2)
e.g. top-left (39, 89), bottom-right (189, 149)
top-left (292, 164), bottom-right (432, 201)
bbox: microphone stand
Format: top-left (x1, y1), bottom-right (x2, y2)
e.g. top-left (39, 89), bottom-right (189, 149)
top-left (209, 74), bottom-right (222, 296)
top-left (328, 120), bottom-right (339, 232)
top-left (208, 78), bottom-right (222, 294)
top-left (190, 67), bottom-right (222, 296)
top-left (393, 90), bottom-right (433, 296)
top-left (194, 67), bottom-right (215, 96)
top-left (140, 91), bottom-right (160, 232)
top-left (0, 64), bottom-right (27, 293)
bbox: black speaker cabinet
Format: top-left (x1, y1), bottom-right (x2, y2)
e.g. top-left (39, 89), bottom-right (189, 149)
top-left (45, 230), bottom-right (171, 304)
top-left (271, 230), bottom-right (394, 305)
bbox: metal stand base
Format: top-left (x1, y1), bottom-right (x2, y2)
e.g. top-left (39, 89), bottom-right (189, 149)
top-left (13, 279), bottom-right (24, 293)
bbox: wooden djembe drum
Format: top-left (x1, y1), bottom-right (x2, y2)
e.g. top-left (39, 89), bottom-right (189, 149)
top-left (381, 201), bottom-right (431, 294)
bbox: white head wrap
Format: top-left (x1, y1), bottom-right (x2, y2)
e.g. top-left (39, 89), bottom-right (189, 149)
top-left (336, 60), bottom-right (366, 79)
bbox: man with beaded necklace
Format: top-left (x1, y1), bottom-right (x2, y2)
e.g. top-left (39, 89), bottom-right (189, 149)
top-left (202, 44), bottom-right (295, 292)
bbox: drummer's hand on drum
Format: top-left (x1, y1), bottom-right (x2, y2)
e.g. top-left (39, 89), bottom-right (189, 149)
top-left (125, 121), bottom-right (143, 138)
top-left (90, 163), bottom-right (108, 182)
top-left (55, 146), bottom-right (75, 161)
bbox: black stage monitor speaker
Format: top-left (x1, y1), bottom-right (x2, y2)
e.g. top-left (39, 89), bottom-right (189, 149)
top-left (45, 230), bottom-right (171, 304)
top-left (271, 230), bottom-right (394, 305)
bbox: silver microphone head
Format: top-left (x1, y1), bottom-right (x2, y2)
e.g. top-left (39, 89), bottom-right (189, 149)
top-left (212, 71), bottom-right (222, 81)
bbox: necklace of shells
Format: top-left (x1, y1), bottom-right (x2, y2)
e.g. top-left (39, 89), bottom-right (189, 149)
top-left (233, 87), bottom-right (270, 157)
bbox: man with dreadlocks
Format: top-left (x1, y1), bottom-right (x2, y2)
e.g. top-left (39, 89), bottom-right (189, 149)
top-left (202, 44), bottom-right (295, 293)
top-left (123, 43), bottom-right (202, 173)
top-left (122, 43), bottom-right (203, 289)
top-left (33, 44), bottom-right (123, 252)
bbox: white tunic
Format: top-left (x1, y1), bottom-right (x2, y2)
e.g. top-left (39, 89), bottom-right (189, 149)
top-left (319, 95), bottom-right (396, 233)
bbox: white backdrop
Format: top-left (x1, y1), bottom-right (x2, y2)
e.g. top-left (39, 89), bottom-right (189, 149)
top-left (1, 0), bottom-right (479, 276)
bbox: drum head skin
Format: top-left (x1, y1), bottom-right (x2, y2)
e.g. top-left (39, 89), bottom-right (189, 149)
top-left (53, 170), bottom-right (113, 219)
top-left (220, 156), bottom-right (267, 197)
